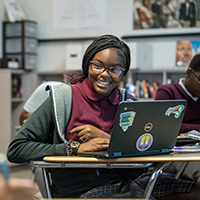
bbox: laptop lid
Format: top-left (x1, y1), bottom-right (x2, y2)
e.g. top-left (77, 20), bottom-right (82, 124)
top-left (107, 100), bottom-right (187, 157)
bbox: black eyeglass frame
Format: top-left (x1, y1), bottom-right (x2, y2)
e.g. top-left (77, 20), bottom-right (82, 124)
top-left (190, 68), bottom-right (200, 82)
top-left (89, 60), bottom-right (125, 79)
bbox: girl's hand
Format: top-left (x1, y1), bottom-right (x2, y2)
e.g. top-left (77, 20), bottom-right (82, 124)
top-left (69, 125), bottom-right (111, 143)
top-left (78, 138), bottom-right (109, 153)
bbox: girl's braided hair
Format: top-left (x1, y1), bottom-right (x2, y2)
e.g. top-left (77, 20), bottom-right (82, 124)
top-left (65, 35), bottom-right (131, 84)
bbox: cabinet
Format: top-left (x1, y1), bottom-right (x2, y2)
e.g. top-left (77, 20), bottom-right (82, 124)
top-left (3, 20), bottom-right (37, 70)
top-left (0, 69), bottom-right (37, 155)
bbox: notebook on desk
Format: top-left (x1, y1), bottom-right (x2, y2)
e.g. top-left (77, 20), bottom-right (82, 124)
top-left (78, 100), bottom-right (187, 158)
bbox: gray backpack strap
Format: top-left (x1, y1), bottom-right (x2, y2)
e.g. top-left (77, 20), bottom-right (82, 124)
top-left (46, 83), bottom-right (72, 143)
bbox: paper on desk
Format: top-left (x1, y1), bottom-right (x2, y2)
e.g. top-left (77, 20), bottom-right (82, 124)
top-left (180, 130), bottom-right (200, 141)
top-left (173, 145), bottom-right (200, 153)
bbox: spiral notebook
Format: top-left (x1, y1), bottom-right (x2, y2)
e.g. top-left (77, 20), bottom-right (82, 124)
top-left (78, 100), bottom-right (187, 158)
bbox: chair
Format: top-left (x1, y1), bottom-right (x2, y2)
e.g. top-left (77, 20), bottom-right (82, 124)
top-left (28, 163), bottom-right (52, 199)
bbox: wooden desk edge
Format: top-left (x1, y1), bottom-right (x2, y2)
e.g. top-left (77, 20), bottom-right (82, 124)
top-left (43, 153), bottom-right (200, 163)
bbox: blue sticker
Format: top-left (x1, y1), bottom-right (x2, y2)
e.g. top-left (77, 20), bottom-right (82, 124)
top-left (136, 133), bottom-right (153, 151)
top-left (119, 111), bottom-right (136, 132)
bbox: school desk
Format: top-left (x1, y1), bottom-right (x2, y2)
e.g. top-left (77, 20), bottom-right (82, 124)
top-left (30, 152), bottom-right (200, 200)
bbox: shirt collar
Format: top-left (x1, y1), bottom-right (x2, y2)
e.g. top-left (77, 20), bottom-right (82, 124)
top-left (178, 78), bottom-right (198, 101)
top-left (82, 78), bottom-right (120, 105)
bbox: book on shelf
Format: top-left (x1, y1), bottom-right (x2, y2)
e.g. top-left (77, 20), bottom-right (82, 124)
top-left (12, 75), bottom-right (22, 98)
top-left (131, 80), bottom-right (159, 99)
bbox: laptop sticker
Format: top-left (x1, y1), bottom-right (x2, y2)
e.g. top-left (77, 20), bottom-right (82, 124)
top-left (119, 111), bottom-right (136, 132)
top-left (144, 122), bottom-right (153, 132)
top-left (136, 133), bottom-right (153, 151)
top-left (165, 105), bottom-right (185, 118)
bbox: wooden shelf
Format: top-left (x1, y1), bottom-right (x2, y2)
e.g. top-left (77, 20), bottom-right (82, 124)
top-left (11, 98), bottom-right (24, 103)
top-left (38, 37), bottom-right (96, 43)
top-left (121, 32), bottom-right (200, 40)
top-left (130, 68), bottom-right (187, 73)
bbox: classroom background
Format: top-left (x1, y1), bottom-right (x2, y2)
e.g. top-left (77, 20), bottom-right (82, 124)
top-left (0, 0), bottom-right (200, 160)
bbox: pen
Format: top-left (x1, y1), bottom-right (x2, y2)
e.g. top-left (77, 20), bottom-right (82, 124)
top-left (0, 153), bottom-right (10, 180)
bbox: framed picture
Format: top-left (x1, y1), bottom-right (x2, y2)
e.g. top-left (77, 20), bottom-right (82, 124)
top-left (176, 40), bottom-right (200, 66)
top-left (133, 0), bottom-right (200, 35)
top-left (4, 0), bottom-right (26, 22)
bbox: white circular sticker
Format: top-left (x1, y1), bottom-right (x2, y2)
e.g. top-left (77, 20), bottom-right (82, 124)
top-left (136, 133), bottom-right (153, 151)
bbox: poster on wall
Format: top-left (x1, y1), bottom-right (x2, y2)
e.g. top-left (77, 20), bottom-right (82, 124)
top-left (53, 0), bottom-right (106, 29)
top-left (133, 0), bottom-right (200, 32)
top-left (176, 40), bottom-right (200, 66)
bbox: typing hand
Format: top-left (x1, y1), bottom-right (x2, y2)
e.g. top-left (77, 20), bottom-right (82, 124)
top-left (78, 138), bottom-right (109, 153)
top-left (69, 125), bottom-right (110, 143)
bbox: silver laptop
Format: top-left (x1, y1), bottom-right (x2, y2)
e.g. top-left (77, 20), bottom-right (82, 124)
top-left (78, 100), bottom-right (187, 158)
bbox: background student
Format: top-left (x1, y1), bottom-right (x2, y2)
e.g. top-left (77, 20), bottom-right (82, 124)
top-left (155, 53), bottom-right (200, 133)
top-left (0, 178), bottom-right (36, 200)
top-left (155, 53), bottom-right (200, 183)
top-left (7, 35), bottom-right (200, 199)
top-left (19, 81), bottom-right (63, 125)
top-left (0, 153), bottom-right (36, 200)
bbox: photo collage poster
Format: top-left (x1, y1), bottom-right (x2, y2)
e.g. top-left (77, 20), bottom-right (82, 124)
top-left (133, 0), bottom-right (200, 30)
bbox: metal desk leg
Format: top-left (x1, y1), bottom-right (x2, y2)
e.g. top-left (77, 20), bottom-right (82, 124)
top-left (142, 162), bottom-right (170, 199)
top-left (42, 168), bottom-right (52, 200)
top-left (175, 161), bottom-right (189, 179)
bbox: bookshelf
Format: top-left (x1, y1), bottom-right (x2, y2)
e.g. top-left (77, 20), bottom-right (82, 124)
top-left (126, 68), bottom-right (186, 99)
top-left (130, 68), bottom-right (186, 85)
top-left (0, 69), bottom-right (37, 156)
top-left (36, 70), bottom-right (68, 84)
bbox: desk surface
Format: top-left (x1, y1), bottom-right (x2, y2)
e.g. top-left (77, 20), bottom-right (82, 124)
top-left (43, 153), bottom-right (200, 163)
top-left (177, 135), bottom-right (188, 139)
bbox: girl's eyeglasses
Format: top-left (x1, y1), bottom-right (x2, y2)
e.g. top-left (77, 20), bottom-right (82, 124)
top-left (90, 61), bottom-right (125, 79)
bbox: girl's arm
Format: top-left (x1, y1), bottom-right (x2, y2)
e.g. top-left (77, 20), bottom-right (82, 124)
top-left (7, 97), bottom-right (67, 163)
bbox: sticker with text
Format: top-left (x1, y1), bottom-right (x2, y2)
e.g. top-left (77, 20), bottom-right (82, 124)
top-left (165, 105), bottom-right (185, 118)
top-left (119, 111), bottom-right (136, 132)
top-left (136, 133), bottom-right (153, 151)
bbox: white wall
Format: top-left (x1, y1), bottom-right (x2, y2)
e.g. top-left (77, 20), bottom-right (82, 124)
top-left (14, 0), bottom-right (200, 39)
top-left (1, 0), bottom-right (200, 71)
top-left (16, 0), bottom-right (133, 39)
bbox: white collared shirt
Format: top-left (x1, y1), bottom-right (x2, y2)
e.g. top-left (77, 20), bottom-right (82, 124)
top-left (178, 78), bottom-right (198, 102)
